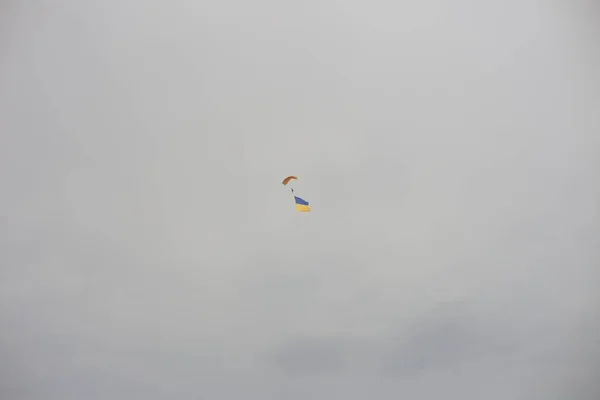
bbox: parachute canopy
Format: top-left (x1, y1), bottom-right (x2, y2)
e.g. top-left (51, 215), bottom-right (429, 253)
top-left (282, 175), bottom-right (297, 185)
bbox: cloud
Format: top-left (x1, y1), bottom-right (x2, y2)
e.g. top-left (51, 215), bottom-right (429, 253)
top-left (1, 1), bottom-right (599, 399)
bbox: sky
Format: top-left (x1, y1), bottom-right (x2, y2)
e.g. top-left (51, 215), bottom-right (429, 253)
top-left (1, 0), bottom-right (599, 399)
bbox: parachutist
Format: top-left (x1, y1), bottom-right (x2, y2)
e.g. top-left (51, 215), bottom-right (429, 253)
top-left (282, 175), bottom-right (310, 212)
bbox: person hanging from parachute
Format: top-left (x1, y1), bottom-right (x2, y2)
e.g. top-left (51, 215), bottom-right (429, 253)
top-left (282, 175), bottom-right (310, 212)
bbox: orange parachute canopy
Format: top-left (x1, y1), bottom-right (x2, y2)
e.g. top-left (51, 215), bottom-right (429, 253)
top-left (282, 176), bottom-right (297, 185)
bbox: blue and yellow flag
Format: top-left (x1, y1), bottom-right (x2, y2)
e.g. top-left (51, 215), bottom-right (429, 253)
top-left (294, 196), bottom-right (311, 212)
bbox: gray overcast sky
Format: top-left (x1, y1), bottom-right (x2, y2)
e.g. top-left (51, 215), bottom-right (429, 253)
top-left (1, 1), bottom-right (599, 399)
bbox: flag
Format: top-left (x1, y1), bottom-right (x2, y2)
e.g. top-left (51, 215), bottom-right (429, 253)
top-left (294, 196), bottom-right (311, 212)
